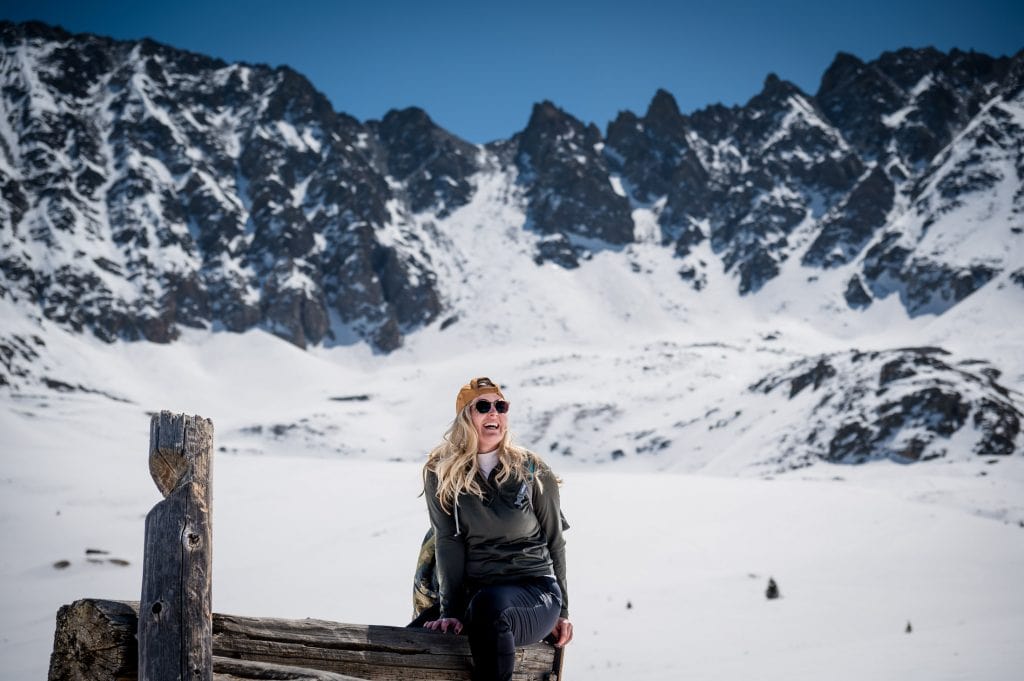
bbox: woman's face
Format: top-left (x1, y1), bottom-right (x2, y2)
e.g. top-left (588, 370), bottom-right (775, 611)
top-left (470, 395), bottom-right (509, 452)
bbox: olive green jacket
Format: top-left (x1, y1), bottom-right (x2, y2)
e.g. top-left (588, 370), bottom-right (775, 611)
top-left (423, 459), bottom-right (568, 620)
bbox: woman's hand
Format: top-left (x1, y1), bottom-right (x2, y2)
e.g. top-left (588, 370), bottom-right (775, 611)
top-left (550, 617), bottom-right (573, 647)
top-left (423, 617), bottom-right (464, 634)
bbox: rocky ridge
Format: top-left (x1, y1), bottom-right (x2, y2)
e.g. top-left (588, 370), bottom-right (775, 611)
top-left (2, 23), bottom-right (1022, 356)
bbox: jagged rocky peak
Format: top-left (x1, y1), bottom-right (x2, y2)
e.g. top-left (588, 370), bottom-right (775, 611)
top-left (0, 21), bottom-right (447, 353)
top-left (700, 71), bottom-right (863, 294)
top-left (644, 88), bottom-right (685, 129)
top-left (740, 73), bottom-right (816, 136)
top-left (514, 100), bottom-right (633, 266)
top-left (1, 22), bottom-right (1021, 360)
top-left (517, 100), bottom-right (604, 161)
top-left (605, 88), bottom-right (705, 208)
top-left (741, 72), bottom-right (855, 185)
top-left (754, 72), bottom-right (805, 101)
top-left (817, 51), bottom-right (866, 91)
top-left (817, 46), bottom-right (1018, 170)
top-left (816, 51), bottom-right (910, 161)
top-left (262, 64), bottom-right (339, 123)
top-left (371, 106), bottom-right (480, 216)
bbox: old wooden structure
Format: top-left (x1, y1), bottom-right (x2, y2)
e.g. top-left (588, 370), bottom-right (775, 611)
top-left (47, 411), bottom-right (564, 681)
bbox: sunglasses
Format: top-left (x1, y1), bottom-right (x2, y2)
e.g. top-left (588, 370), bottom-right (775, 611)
top-left (473, 399), bottom-right (509, 414)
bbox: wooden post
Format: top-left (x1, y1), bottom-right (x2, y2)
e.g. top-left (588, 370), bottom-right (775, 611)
top-left (139, 412), bottom-right (214, 681)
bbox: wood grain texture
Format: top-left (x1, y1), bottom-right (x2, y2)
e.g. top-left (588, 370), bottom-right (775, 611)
top-left (48, 599), bottom-right (139, 681)
top-left (211, 656), bottom-right (367, 680)
top-left (140, 412), bottom-right (214, 681)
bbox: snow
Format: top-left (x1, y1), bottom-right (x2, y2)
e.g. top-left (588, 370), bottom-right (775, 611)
top-left (631, 207), bottom-right (662, 243)
top-left (758, 95), bottom-right (847, 155)
top-left (274, 119), bottom-right (315, 152)
top-left (2, 327), bottom-right (1023, 680)
top-left (911, 75), bottom-right (936, 98)
top-left (608, 174), bottom-right (627, 197)
top-left (882, 105), bottom-right (915, 128)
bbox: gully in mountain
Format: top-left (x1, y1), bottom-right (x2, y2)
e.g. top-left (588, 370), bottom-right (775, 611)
top-left (421, 377), bottom-right (572, 681)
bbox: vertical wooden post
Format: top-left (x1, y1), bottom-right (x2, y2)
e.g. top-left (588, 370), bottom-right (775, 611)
top-left (139, 412), bottom-right (214, 681)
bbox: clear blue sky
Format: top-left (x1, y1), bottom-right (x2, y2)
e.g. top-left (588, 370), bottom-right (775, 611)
top-left (2, 0), bottom-right (1021, 143)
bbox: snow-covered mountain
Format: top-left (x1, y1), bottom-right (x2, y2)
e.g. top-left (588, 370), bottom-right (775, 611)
top-left (2, 22), bottom-right (1022, 352)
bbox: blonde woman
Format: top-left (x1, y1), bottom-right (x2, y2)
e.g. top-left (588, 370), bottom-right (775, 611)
top-left (422, 377), bottom-right (572, 681)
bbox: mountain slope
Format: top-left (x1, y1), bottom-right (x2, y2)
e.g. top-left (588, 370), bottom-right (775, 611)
top-left (2, 21), bottom-right (1022, 361)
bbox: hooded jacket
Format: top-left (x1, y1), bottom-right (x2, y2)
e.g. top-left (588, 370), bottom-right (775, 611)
top-left (423, 456), bottom-right (568, 620)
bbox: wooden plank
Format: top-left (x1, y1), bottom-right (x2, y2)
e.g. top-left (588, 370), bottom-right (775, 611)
top-left (139, 412), bottom-right (215, 681)
top-left (49, 600), bottom-right (560, 681)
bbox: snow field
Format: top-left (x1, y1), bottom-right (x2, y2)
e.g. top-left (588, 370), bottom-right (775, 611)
top-left (3, 373), bottom-right (1024, 680)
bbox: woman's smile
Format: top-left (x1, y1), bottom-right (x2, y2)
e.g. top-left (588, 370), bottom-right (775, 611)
top-left (471, 400), bottom-right (508, 450)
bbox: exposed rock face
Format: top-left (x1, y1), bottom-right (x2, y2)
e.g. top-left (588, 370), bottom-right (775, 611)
top-left (605, 88), bottom-right (711, 252)
top-left (803, 165), bottom-right (895, 268)
top-left (751, 348), bottom-right (1023, 468)
top-left (1, 20), bottom-right (1022, 352)
top-left (0, 21), bottom-right (449, 352)
top-left (817, 48), bottom-right (1015, 171)
top-left (514, 101), bottom-right (634, 266)
top-left (371, 107), bottom-right (479, 217)
top-left (606, 74), bottom-right (867, 293)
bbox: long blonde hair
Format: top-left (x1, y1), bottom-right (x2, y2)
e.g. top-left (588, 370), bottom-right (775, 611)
top-left (424, 406), bottom-right (541, 512)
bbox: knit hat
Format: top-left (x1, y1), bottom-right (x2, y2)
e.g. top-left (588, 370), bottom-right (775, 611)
top-left (455, 377), bottom-right (505, 415)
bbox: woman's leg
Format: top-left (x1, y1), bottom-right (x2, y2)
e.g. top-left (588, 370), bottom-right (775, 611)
top-left (465, 578), bottom-right (562, 681)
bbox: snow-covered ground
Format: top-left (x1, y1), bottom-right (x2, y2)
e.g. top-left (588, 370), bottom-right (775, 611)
top-left (2, 314), bottom-right (1023, 679)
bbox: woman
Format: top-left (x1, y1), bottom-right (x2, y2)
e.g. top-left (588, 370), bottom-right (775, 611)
top-left (422, 377), bottom-right (573, 681)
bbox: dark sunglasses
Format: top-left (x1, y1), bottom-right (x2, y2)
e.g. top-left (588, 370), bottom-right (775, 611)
top-left (473, 399), bottom-right (509, 414)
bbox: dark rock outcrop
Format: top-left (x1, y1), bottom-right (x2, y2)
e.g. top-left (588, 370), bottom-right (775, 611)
top-left (514, 101), bottom-right (634, 266)
top-left (751, 348), bottom-right (1022, 467)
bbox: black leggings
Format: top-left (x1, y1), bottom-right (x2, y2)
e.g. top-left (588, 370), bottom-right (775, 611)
top-left (465, 577), bottom-right (562, 681)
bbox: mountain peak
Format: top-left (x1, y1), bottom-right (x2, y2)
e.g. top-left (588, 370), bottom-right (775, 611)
top-left (818, 51), bottom-right (867, 96)
top-left (380, 106), bottom-right (434, 130)
top-left (646, 88), bottom-right (682, 121)
top-left (760, 72), bottom-right (804, 99)
top-left (527, 100), bottom-right (574, 128)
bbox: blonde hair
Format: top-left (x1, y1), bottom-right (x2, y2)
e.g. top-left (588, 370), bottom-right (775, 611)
top-left (424, 406), bottom-right (541, 512)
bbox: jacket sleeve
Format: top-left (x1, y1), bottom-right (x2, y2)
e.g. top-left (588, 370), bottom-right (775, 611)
top-left (533, 463), bottom-right (569, 618)
top-left (423, 470), bottom-right (467, 620)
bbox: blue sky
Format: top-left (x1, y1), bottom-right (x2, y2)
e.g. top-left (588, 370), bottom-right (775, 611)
top-left (2, 0), bottom-right (1021, 143)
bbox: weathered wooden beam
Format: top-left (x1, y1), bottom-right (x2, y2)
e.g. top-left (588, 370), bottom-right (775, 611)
top-left (45, 600), bottom-right (359, 681)
top-left (211, 656), bottom-right (366, 680)
top-left (139, 412), bottom-right (215, 681)
top-left (49, 600), bottom-right (562, 681)
top-left (48, 599), bottom-right (139, 681)
top-left (212, 613), bottom-right (556, 680)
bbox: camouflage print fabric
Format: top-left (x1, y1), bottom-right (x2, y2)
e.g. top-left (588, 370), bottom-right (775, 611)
top-left (413, 527), bottom-right (439, 618)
